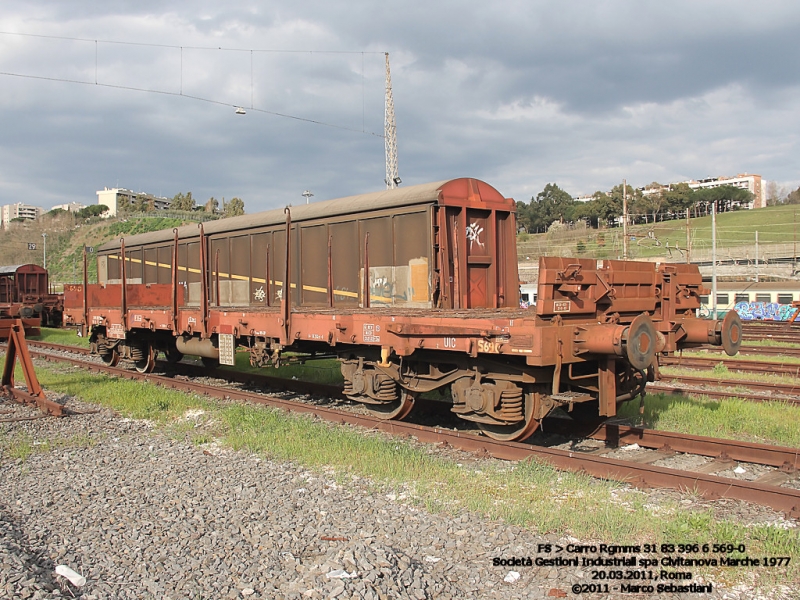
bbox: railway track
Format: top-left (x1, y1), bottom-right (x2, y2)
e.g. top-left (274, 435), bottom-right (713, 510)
top-left (696, 343), bottom-right (800, 357)
top-left (6, 340), bottom-right (800, 517)
top-left (741, 321), bottom-right (800, 344)
top-left (652, 373), bottom-right (800, 403)
top-left (661, 354), bottom-right (800, 376)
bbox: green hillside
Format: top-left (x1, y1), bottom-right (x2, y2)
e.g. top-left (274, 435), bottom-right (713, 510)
top-left (0, 213), bottom-right (187, 288)
top-left (517, 203), bottom-right (800, 263)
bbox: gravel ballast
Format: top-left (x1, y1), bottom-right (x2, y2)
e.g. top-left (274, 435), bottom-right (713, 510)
top-left (0, 394), bottom-right (795, 599)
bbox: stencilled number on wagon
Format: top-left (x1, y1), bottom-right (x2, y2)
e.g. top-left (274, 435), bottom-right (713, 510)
top-left (363, 323), bottom-right (381, 343)
top-left (553, 300), bottom-right (571, 313)
top-left (477, 339), bottom-right (500, 353)
top-left (443, 337), bottom-right (457, 348)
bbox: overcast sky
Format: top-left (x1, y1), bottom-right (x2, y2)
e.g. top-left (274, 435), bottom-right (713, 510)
top-left (2, 1), bottom-right (799, 213)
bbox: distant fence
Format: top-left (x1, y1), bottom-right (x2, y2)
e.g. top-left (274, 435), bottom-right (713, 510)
top-left (120, 211), bottom-right (220, 222)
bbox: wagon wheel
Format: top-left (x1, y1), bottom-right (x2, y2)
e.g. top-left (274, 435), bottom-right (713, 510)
top-left (134, 344), bottom-right (156, 374)
top-left (100, 346), bottom-right (120, 367)
top-left (362, 390), bottom-right (417, 420)
top-left (477, 389), bottom-right (540, 442)
top-left (164, 344), bottom-right (184, 364)
top-left (201, 357), bottom-right (220, 369)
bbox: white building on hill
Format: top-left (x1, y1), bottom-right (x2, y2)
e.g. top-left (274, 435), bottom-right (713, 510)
top-left (1, 202), bottom-right (45, 229)
top-left (97, 187), bottom-right (172, 217)
top-left (640, 173), bottom-right (766, 209)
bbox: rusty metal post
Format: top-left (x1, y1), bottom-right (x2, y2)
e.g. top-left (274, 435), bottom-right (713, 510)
top-left (214, 249), bottom-right (221, 307)
top-left (1, 319), bottom-right (63, 416)
top-left (82, 245), bottom-right (89, 337)
top-left (436, 207), bottom-right (449, 307)
top-left (452, 214), bottom-right (461, 309)
top-left (363, 232), bottom-right (370, 308)
top-left (281, 208), bottom-right (292, 344)
top-left (198, 223), bottom-right (209, 338)
top-left (598, 356), bottom-right (617, 417)
top-left (327, 235), bottom-right (334, 308)
top-left (265, 245), bottom-right (271, 307)
top-left (120, 238), bottom-right (127, 329)
top-left (171, 228), bottom-right (179, 330)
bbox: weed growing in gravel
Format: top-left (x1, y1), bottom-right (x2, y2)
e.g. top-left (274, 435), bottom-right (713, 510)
top-left (0, 430), bottom-right (98, 461)
top-left (711, 361), bottom-right (729, 376)
top-left (618, 393), bottom-right (800, 447)
top-left (2, 431), bottom-right (34, 460)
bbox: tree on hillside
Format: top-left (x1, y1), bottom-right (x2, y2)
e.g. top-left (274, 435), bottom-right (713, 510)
top-left (572, 198), bottom-right (602, 228)
top-left (204, 197), bottom-right (219, 214)
top-left (222, 197), bottom-right (245, 217)
top-left (591, 188), bottom-right (625, 224)
top-left (132, 194), bottom-right (153, 212)
top-left (664, 182), bottom-right (695, 215)
top-left (693, 185), bottom-right (753, 213)
top-left (785, 186), bottom-right (800, 205)
top-left (765, 181), bottom-right (787, 206)
top-left (77, 205), bottom-right (109, 219)
top-left (634, 183), bottom-right (665, 224)
top-left (520, 183), bottom-right (574, 232)
top-left (171, 192), bottom-right (195, 211)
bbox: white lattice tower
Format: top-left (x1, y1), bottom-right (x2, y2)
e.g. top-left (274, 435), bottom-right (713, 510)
top-left (384, 52), bottom-right (399, 189)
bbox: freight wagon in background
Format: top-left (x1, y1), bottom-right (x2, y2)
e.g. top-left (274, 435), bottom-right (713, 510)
top-left (63, 178), bottom-right (741, 441)
top-left (0, 264), bottom-right (63, 328)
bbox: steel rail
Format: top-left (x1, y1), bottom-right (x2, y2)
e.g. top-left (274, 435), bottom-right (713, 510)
top-left (661, 355), bottom-right (800, 376)
top-left (12, 345), bottom-right (799, 518)
top-left (697, 344), bottom-right (800, 357)
top-left (544, 420), bottom-right (800, 471)
top-left (655, 373), bottom-right (800, 398)
top-left (646, 381), bottom-right (800, 404)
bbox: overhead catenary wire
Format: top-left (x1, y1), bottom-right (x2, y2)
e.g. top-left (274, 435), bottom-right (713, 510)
top-left (0, 31), bottom-right (386, 138)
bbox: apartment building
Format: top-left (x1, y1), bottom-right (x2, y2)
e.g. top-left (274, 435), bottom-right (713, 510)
top-left (97, 187), bottom-right (172, 217)
top-left (1, 202), bottom-right (45, 229)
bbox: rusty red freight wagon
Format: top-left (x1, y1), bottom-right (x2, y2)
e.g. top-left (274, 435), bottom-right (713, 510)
top-left (63, 178), bottom-right (741, 440)
top-left (0, 263), bottom-right (63, 329)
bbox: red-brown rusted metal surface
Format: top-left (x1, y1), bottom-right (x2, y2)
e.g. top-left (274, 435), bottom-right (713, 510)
top-left (1, 319), bottom-right (63, 416)
top-left (0, 316), bottom-right (41, 340)
top-left (0, 264), bottom-right (63, 327)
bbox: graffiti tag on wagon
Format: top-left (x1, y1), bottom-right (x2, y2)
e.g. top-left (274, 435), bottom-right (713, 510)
top-left (734, 301), bottom-right (798, 322)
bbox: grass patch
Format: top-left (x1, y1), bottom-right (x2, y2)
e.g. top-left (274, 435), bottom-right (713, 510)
top-left (621, 392), bottom-right (800, 447)
top-left (11, 361), bottom-right (213, 422)
top-left (31, 327), bottom-right (90, 349)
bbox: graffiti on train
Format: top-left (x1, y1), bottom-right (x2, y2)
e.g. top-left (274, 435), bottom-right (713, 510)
top-left (734, 301), bottom-right (798, 321)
